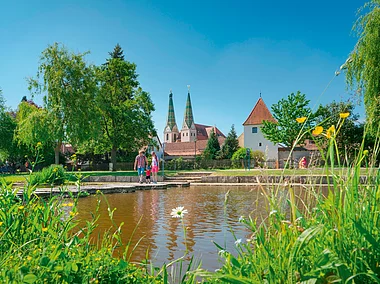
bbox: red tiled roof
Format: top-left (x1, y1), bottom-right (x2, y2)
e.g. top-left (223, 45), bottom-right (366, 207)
top-left (243, 98), bottom-right (276, 125)
top-left (195, 124), bottom-right (226, 140)
top-left (164, 137), bottom-right (225, 157)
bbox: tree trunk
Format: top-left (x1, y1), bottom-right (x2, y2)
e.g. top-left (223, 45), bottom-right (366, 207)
top-left (110, 147), bottom-right (117, 171)
top-left (54, 141), bottom-right (62, 165)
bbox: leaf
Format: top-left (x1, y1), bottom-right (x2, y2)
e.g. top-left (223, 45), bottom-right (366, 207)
top-left (23, 274), bottom-right (37, 283)
top-left (39, 256), bottom-right (50, 267)
top-left (71, 262), bottom-right (78, 272)
top-left (300, 279), bottom-right (318, 284)
top-left (352, 220), bottom-right (380, 252)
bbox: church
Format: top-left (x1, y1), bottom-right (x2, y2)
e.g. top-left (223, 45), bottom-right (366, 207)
top-left (163, 88), bottom-right (225, 159)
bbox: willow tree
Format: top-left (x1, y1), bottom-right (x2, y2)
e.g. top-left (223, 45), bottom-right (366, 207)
top-left (94, 44), bottom-right (155, 168)
top-left (14, 100), bottom-right (53, 153)
top-left (28, 43), bottom-right (98, 164)
top-left (346, 0), bottom-right (380, 135)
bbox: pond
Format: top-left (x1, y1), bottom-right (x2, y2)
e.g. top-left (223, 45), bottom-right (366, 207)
top-left (76, 185), bottom-right (312, 271)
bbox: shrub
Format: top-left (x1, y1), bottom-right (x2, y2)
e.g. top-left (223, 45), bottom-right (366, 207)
top-left (30, 165), bottom-right (66, 186)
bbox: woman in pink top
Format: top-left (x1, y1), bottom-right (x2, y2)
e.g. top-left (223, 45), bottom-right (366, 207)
top-left (151, 151), bottom-right (159, 184)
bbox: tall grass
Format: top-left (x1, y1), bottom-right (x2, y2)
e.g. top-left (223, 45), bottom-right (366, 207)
top-left (195, 119), bottom-right (380, 283)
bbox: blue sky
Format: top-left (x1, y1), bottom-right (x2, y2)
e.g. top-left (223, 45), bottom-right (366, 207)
top-left (0, 0), bottom-right (366, 140)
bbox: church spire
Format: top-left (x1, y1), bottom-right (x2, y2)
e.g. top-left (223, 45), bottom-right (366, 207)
top-left (183, 85), bottom-right (194, 128)
top-left (166, 90), bottom-right (177, 130)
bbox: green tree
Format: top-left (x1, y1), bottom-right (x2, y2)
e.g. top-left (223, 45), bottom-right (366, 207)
top-left (14, 100), bottom-right (55, 155)
top-left (261, 91), bottom-right (315, 147)
top-left (0, 89), bottom-right (17, 160)
top-left (346, 0), bottom-right (380, 135)
top-left (28, 43), bottom-right (98, 164)
top-left (221, 124), bottom-right (239, 159)
top-left (93, 44), bottom-right (156, 168)
top-left (203, 128), bottom-right (221, 160)
top-left (315, 100), bottom-right (363, 159)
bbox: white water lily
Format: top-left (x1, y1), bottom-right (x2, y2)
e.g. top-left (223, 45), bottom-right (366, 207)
top-left (235, 239), bottom-right (242, 246)
top-left (170, 206), bottom-right (188, 218)
top-left (238, 216), bottom-right (245, 223)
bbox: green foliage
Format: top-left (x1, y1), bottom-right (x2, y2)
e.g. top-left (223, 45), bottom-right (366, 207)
top-left (251, 150), bottom-right (265, 167)
top-left (200, 117), bottom-right (380, 283)
top-left (0, 90), bottom-right (17, 159)
top-left (346, 0), bottom-right (380, 135)
top-left (29, 165), bottom-right (66, 186)
top-left (15, 101), bottom-right (54, 151)
top-left (88, 44), bottom-right (156, 167)
top-left (315, 100), bottom-right (363, 160)
top-left (261, 91), bottom-right (315, 147)
top-left (203, 129), bottom-right (221, 160)
top-left (220, 125), bottom-right (239, 159)
top-left (28, 43), bottom-right (98, 164)
top-left (0, 181), bottom-right (156, 283)
top-left (231, 147), bottom-right (252, 168)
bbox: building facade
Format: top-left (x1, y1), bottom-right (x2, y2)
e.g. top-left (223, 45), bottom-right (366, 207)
top-left (243, 98), bottom-right (278, 160)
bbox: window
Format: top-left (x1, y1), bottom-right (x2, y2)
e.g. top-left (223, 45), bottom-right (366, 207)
top-left (252, 127), bottom-right (258, 133)
top-left (174, 134), bottom-right (176, 142)
top-left (186, 133), bottom-right (188, 136)
top-left (166, 134), bottom-right (169, 141)
top-left (183, 133), bottom-right (184, 137)
top-left (259, 142), bottom-right (262, 147)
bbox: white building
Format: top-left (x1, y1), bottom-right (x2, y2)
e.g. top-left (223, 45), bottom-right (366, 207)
top-left (243, 98), bottom-right (278, 160)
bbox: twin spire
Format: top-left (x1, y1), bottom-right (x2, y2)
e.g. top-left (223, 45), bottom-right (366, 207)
top-left (165, 87), bottom-right (194, 131)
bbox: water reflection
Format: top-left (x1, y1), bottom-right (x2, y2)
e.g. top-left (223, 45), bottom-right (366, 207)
top-left (76, 185), bottom-right (321, 271)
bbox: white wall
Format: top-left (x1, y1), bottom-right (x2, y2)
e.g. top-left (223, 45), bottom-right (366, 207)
top-left (243, 124), bottom-right (278, 160)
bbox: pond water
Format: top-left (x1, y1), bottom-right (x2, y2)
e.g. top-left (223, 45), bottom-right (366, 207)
top-left (76, 185), bottom-right (313, 271)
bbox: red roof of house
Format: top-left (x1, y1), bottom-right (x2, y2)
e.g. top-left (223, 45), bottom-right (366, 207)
top-left (195, 124), bottom-right (226, 140)
top-left (243, 98), bottom-right (276, 125)
top-left (164, 137), bottom-right (225, 157)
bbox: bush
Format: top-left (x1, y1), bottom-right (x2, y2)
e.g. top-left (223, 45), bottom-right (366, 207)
top-left (30, 165), bottom-right (66, 186)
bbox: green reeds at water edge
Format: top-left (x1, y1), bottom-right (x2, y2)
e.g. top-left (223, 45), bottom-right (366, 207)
top-left (195, 119), bottom-right (380, 283)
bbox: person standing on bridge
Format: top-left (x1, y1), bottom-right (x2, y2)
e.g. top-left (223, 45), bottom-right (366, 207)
top-left (151, 151), bottom-right (159, 184)
top-left (134, 150), bottom-right (148, 184)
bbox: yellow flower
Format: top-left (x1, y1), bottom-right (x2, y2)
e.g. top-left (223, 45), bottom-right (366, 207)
top-left (296, 117), bottom-right (307, 123)
top-left (326, 125), bottom-right (335, 139)
top-left (27, 256), bottom-right (32, 261)
top-left (36, 142), bottom-right (42, 147)
top-left (18, 206), bottom-right (25, 210)
top-left (312, 126), bottom-right (323, 136)
top-left (339, 112), bottom-right (350, 118)
top-left (67, 203), bottom-right (74, 207)
top-left (70, 211), bottom-right (78, 217)
top-left (42, 227), bottom-right (48, 232)
top-left (53, 168), bottom-right (58, 173)
top-left (363, 150), bottom-right (369, 156)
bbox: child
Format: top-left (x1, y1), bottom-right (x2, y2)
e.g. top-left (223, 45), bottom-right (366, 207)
top-left (146, 166), bottom-right (151, 184)
top-left (151, 151), bottom-right (159, 184)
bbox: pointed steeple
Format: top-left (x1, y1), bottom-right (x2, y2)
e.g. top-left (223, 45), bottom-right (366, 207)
top-left (183, 87), bottom-right (194, 129)
top-left (166, 90), bottom-right (177, 130)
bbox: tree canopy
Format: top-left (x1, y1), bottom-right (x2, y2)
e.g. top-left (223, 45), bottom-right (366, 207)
top-left (221, 124), bottom-right (239, 159)
top-left (0, 89), bottom-right (17, 160)
top-left (261, 91), bottom-right (315, 147)
top-left (203, 128), bottom-right (221, 160)
top-left (346, 0), bottom-right (380, 135)
top-left (28, 43), bottom-right (98, 163)
top-left (89, 44), bottom-right (156, 167)
top-left (315, 100), bottom-right (363, 159)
